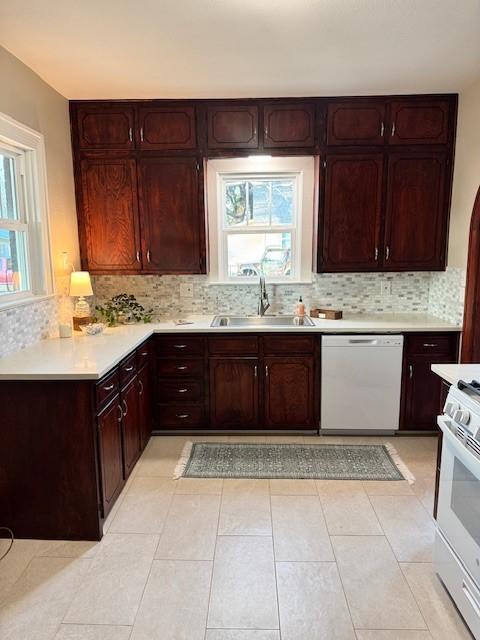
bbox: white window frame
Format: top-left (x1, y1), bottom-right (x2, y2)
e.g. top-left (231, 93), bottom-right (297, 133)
top-left (206, 156), bottom-right (316, 284)
top-left (0, 111), bottom-right (54, 309)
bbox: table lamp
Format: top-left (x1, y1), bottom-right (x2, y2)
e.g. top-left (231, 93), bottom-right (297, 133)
top-left (70, 271), bottom-right (93, 331)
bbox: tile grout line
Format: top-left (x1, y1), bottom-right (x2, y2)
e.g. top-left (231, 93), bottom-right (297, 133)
top-left (202, 471), bottom-right (223, 640)
top-left (269, 488), bottom-right (283, 640)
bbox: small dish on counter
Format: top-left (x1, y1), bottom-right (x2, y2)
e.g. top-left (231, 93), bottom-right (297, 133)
top-left (79, 322), bottom-right (106, 336)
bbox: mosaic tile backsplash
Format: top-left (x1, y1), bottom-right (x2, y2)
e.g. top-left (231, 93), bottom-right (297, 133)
top-left (0, 269), bottom-right (466, 359)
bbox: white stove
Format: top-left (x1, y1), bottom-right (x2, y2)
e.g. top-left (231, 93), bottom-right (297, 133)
top-left (435, 380), bottom-right (480, 639)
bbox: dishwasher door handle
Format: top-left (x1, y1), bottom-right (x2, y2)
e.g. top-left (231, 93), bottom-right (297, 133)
top-left (348, 339), bottom-right (379, 344)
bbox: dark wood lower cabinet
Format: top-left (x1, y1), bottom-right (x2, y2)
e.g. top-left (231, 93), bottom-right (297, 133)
top-left (120, 376), bottom-right (141, 477)
top-left (138, 362), bottom-right (153, 449)
top-left (264, 356), bottom-right (315, 428)
top-left (97, 395), bottom-right (124, 518)
top-left (209, 358), bottom-right (260, 428)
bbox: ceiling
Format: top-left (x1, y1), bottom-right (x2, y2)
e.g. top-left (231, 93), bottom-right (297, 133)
top-left (1, 0), bottom-right (480, 99)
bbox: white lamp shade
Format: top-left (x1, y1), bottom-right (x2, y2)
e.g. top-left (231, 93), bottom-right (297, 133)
top-left (69, 271), bottom-right (93, 297)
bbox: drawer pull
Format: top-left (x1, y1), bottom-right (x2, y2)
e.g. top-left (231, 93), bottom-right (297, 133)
top-left (103, 383), bottom-right (115, 391)
top-left (178, 388), bottom-right (188, 393)
top-left (124, 365), bottom-right (134, 372)
top-left (176, 413), bottom-right (190, 419)
top-left (140, 351), bottom-right (148, 357)
top-left (423, 343), bottom-right (438, 348)
top-left (174, 344), bottom-right (188, 349)
top-left (176, 365), bottom-right (188, 370)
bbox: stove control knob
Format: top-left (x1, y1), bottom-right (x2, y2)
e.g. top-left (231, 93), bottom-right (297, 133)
top-left (454, 409), bottom-right (471, 426)
top-left (445, 401), bottom-right (459, 417)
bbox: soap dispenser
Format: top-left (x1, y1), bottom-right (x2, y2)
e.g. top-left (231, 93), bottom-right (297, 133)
top-left (295, 296), bottom-right (305, 317)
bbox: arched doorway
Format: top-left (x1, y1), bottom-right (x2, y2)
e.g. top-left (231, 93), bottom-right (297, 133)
top-left (461, 185), bottom-right (480, 362)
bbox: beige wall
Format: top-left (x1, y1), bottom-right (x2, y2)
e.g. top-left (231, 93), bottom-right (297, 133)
top-left (448, 78), bottom-right (480, 269)
top-left (0, 46), bottom-right (78, 287)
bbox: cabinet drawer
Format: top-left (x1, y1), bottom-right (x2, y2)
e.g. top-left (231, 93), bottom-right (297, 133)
top-left (156, 358), bottom-right (204, 377)
top-left (156, 404), bottom-right (204, 428)
top-left (263, 335), bottom-right (316, 354)
top-left (208, 336), bottom-right (259, 355)
top-left (156, 336), bottom-right (205, 357)
top-left (119, 353), bottom-right (137, 387)
top-left (136, 340), bottom-right (153, 369)
top-left (157, 379), bottom-right (203, 403)
top-left (405, 333), bottom-right (459, 357)
top-left (95, 369), bottom-right (120, 410)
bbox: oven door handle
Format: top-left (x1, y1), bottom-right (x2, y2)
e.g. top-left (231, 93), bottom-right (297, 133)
top-left (462, 581), bottom-right (480, 619)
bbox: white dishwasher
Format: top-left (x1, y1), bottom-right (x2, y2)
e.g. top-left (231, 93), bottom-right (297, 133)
top-left (321, 334), bottom-right (404, 433)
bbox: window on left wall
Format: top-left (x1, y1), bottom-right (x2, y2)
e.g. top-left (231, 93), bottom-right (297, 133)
top-left (0, 112), bottom-right (53, 306)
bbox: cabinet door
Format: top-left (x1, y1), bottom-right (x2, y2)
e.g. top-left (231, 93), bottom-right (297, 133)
top-left (138, 105), bottom-right (196, 149)
top-left (76, 105), bottom-right (134, 149)
top-left (207, 105), bottom-right (258, 149)
top-left (80, 158), bottom-right (142, 272)
top-left (384, 152), bottom-right (447, 270)
top-left (138, 363), bottom-right (153, 451)
top-left (388, 100), bottom-right (450, 145)
top-left (402, 359), bottom-right (444, 430)
top-left (264, 103), bottom-right (315, 148)
top-left (138, 157), bottom-right (203, 273)
top-left (209, 358), bottom-right (259, 428)
top-left (97, 396), bottom-right (124, 518)
top-left (121, 377), bottom-right (141, 477)
top-left (320, 154), bottom-right (383, 271)
top-left (264, 356), bottom-right (315, 429)
top-left (327, 101), bottom-right (386, 146)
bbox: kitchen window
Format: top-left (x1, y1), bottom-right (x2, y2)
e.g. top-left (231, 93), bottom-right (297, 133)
top-left (207, 156), bottom-right (316, 283)
top-left (0, 112), bottom-right (53, 306)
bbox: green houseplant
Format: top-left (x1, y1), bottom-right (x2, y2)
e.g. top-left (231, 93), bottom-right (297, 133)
top-left (95, 294), bottom-right (153, 327)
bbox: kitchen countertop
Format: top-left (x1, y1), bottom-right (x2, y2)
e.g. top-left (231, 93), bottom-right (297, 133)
top-left (431, 363), bottom-right (480, 386)
top-left (0, 313), bottom-right (461, 380)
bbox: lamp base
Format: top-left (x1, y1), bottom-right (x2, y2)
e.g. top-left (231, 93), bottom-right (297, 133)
top-left (73, 315), bottom-right (93, 331)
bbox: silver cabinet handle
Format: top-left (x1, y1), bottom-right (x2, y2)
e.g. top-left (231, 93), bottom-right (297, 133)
top-left (122, 399), bottom-right (128, 417)
top-left (385, 246), bottom-right (390, 261)
top-left (176, 365), bottom-right (187, 371)
top-left (254, 365), bottom-right (257, 378)
top-left (265, 365), bottom-right (269, 377)
top-left (103, 383), bottom-right (114, 391)
top-left (124, 366), bottom-right (134, 372)
top-left (140, 351), bottom-right (148, 357)
top-left (380, 122), bottom-right (384, 137)
top-left (391, 122), bottom-right (396, 137)
top-left (136, 250), bottom-right (141, 262)
top-left (128, 127), bottom-right (133, 142)
top-left (176, 413), bottom-right (189, 419)
top-left (178, 388), bottom-right (188, 393)
top-left (173, 344), bottom-right (187, 349)
top-left (147, 249), bottom-right (151, 262)
top-left (374, 247), bottom-right (379, 261)
top-left (423, 343), bottom-right (438, 348)
top-left (409, 365), bottom-right (413, 379)
top-left (138, 380), bottom-right (144, 396)
top-left (117, 404), bottom-right (123, 423)
top-left (140, 127), bottom-right (144, 142)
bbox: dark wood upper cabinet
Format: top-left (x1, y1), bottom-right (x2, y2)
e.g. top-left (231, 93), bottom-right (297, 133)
top-left (137, 157), bottom-right (203, 273)
top-left (209, 358), bottom-right (259, 428)
top-left (76, 105), bottom-right (134, 150)
top-left (388, 100), bottom-right (450, 145)
top-left (263, 103), bottom-right (315, 148)
top-left (320, 154), bottom-right (383, 271)
top-left (138, 105), bottom-right (196, 149)
top-left (327, 101), bottom-right (386, 146)
top-left (384, 152), bottom-right (448, 270)
top-left (264, 356), bottom-right (315, 428)
top-left (207, 105), bottom-right (259, 149)
top-left (79, 158), bottom-right (142, 272)
top-left (97, 396), bottom-right (124, 518)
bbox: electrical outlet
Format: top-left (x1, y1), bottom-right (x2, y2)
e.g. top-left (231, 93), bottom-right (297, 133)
top-left (180, 283), bottom-right (194, 298)
top-left (381, 281), bottom-right (392, 296)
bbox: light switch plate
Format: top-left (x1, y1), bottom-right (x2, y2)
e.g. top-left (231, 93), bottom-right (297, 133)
top-left (180, 283), bottom-right (194, 298)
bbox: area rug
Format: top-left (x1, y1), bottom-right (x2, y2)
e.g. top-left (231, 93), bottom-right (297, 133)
top-left (173, 442), bottom-right (414, 482)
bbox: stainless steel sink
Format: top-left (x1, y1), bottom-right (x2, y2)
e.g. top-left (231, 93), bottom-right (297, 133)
top-left (211, 315), bottom-right (314, 327)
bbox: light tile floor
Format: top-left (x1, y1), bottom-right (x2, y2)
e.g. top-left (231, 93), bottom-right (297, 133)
top-left (0, 435), bottom-right (473, 640)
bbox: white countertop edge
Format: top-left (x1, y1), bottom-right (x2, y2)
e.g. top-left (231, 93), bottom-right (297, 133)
top-left (0, 313), bottom-right (462, 381)
top-left (432, 363), bottom-right (480, 386)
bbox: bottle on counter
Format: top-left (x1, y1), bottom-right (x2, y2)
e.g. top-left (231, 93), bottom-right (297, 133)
top-left (295, 296), bottom-right (305, 317)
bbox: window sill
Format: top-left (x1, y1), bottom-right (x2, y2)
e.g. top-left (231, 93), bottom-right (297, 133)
top-left (0, 293), bottom-right (56, 313)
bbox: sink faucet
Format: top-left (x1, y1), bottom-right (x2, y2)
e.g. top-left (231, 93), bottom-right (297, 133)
top-left (258, 276), bottom-right (270, 316)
